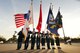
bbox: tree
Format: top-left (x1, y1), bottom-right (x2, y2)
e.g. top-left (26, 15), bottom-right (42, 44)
top-left (12, 35), bottom-right (17, 43)
top-left (0, 36), bottom-right (6, 43)
top-left (7, 31), bottom-right (17, 43)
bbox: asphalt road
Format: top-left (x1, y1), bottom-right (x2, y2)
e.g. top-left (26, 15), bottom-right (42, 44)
top-left (0, 43), bottom-right (80, 53)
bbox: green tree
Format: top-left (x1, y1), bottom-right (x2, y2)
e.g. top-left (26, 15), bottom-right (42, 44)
top-left (0, 36), bottom-right (6, 43)
top-left (7, 31), bottom-right (17, 43)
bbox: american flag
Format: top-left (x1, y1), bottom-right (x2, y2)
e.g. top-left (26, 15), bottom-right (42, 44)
top-left (15, 14), bottom-right (25, 28)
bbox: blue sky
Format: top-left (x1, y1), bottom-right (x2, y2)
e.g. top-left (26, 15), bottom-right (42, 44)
top-left (0, 0), bottom-right (80, 40)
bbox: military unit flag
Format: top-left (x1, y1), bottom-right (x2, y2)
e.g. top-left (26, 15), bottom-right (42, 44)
top-left (46, 6), bottom-right (63, 35)
top-left (55, 8), bottom-right (62, 28)
top-left (36, 1), bottom-right (42, 32)
top-left (46, 6), bottom-right (57, 34)
top-left (14, 0), bottom-right (63, 37)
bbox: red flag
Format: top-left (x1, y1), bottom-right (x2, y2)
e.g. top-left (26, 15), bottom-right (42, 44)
top-left (15, 14), bottom-right (25, 28)
top-left (36, 3), bottom-right (42, 32)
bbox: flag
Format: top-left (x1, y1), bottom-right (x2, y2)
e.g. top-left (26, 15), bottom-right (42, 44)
top-left (36, 2), bottom-right (42, 32)
top-left (46, 6), bottom-right (54, 24)
top-left (46, 5), bottom-right (58, 34)
top-left (55, 8), bottom-right (62, 28)
top-left (15, 12), bottom-right (30, 41)
top-left (29, 0), bottom-right (33, 25)
top-left (15, 14), bottom-right (25, 28)
top-left (47, 25), bottom-right (59, 35)
top-left (22, 11), bottom-right (30, 41)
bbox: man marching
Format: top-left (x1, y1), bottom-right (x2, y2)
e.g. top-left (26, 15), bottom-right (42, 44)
top-left (31, 28), bottom-right (36, 50)
top-left (36, 32), bottom-right (40, 49)
top-left (50, 33), bottom-right (55, 49)
top-left (41, 31), bottom-right (46, 49)
top-left (24, 30), bottom-right (30, 50)
top-left (46, 31), bottom-right (51, 49)
top-left (16, 28), bottom-right (24, 50)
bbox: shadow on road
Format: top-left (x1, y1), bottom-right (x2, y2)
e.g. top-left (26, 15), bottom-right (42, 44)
top-left (0, 49), bottom-right (67, 53)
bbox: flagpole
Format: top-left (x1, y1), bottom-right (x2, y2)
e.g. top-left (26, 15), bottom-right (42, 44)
top-left (59, 7), bottom-right (66, 44)
top-left (31, 0), bottom-right (34, 29)
top-left (40, 0), bottom-right (42, 3)
top-left (52, 4), bottom-right (53, 11)
top-left (59, 7), bottom-right (66, 43)
top-left (45, 3), bottom-right (52, 32)
top-left (50, 3), bottom-right (53, 10)
top-left (62, 26), bottom-right (66, 44)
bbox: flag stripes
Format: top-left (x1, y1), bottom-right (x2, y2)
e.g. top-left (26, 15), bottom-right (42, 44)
top-left (15, 14), bottom-right (25, 28)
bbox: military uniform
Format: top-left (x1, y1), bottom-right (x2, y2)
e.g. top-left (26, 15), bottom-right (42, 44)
top-left (51, 25), bottom-right (61, 49)
top-left (36, 33), bottom-right (40, 49)
top-left (17, 30), bottom-right (24, 50)
top-left (54, 33), bottom-right (61, 49)
top-left (50, 34), bottom-right (55, 49)
top-left (31, 32), bottom-right (36, 50)
top-left (24, 31), bottom-right (30, 50)
top-left (41, 31), bottom-right (46, 49)
top-left (55, 36), bottom-right (60, 49)
top-left (46, 31), bottom-right (51, 49)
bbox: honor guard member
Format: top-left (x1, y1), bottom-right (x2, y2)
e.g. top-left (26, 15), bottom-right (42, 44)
top-left (48, 20), bottom-right (61, 49)
top-left (24, 30), bottom-right (30, 50)
top-left (46, 31), bottom-right (51, 49)
top-left (16, 29), bottom-right (24, 50)
top-left (41, 31), bottom-right (46, 49)
top-left (36, 32), bottom-right (40, 49)
top-left (50, 33), bottom-right (55, 49)
top-left (31, 28), bottom-right (36, 50)
top-left (53, 26), bottom-right (61, 49)
top-left (55, 35), bottom-right (61, 49)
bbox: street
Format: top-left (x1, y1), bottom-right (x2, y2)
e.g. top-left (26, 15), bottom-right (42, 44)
top-left (0, 43), bottom-right (80, 53)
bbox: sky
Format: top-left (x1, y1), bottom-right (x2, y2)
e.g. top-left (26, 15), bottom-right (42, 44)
top-left (0, 0), bottom-right (80, 40)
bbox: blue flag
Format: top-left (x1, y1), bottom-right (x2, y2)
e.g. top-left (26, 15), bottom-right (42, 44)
top-left (46, 6), bottom-right (54, 24)
top-left (24, 10), bottom-right (30, 20)
top-left (55, 9), bottom-right (62, 28)
top-left (46, 6), bottom-right (59, 35)
top-left (47, 25), bottom-right (59, 35)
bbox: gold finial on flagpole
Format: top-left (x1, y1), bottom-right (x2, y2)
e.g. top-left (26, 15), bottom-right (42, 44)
top-left (31, 0), bottom-right (34, 29)
top-left (52, 4), bottom-right (53, 11)
top-left (31, 0), bottom-right (33, 5)
top-left (59, 7), bottom-right (60, 11)
top-left (31, 0), bottom-right (32, 2)
top-left (50, 3), bottom-right (52, 6)
top-left (50, 3), bottom-right (52, 7)
top-left (50, 3), bottom-right (52, 8)
top-left (50, 3), bottom-right (53, 10)
top-left (40, 0), bottom-right (42, 4)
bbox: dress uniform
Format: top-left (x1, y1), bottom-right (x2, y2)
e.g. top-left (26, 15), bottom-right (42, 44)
top-left (53, 26), bottom-right (61, 49)
top-left (41, 31), bottom-right (46, 49)
top-left (24, 31), bottom-right (30, 50)
top-left (31, 28), bottom-right (36, 50)
top-left (46, 31), bottom-right (51, 49)
top-left (48, 23), bottom-right (61, 49)
top-left (17, 30), bottom-right (24, 50)
top-left (55, 36), bottom-right (61, 49)
top-left (50, 33), bottom-right (55, 49)
top-left (36, 32), bottom-right (40, 49)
